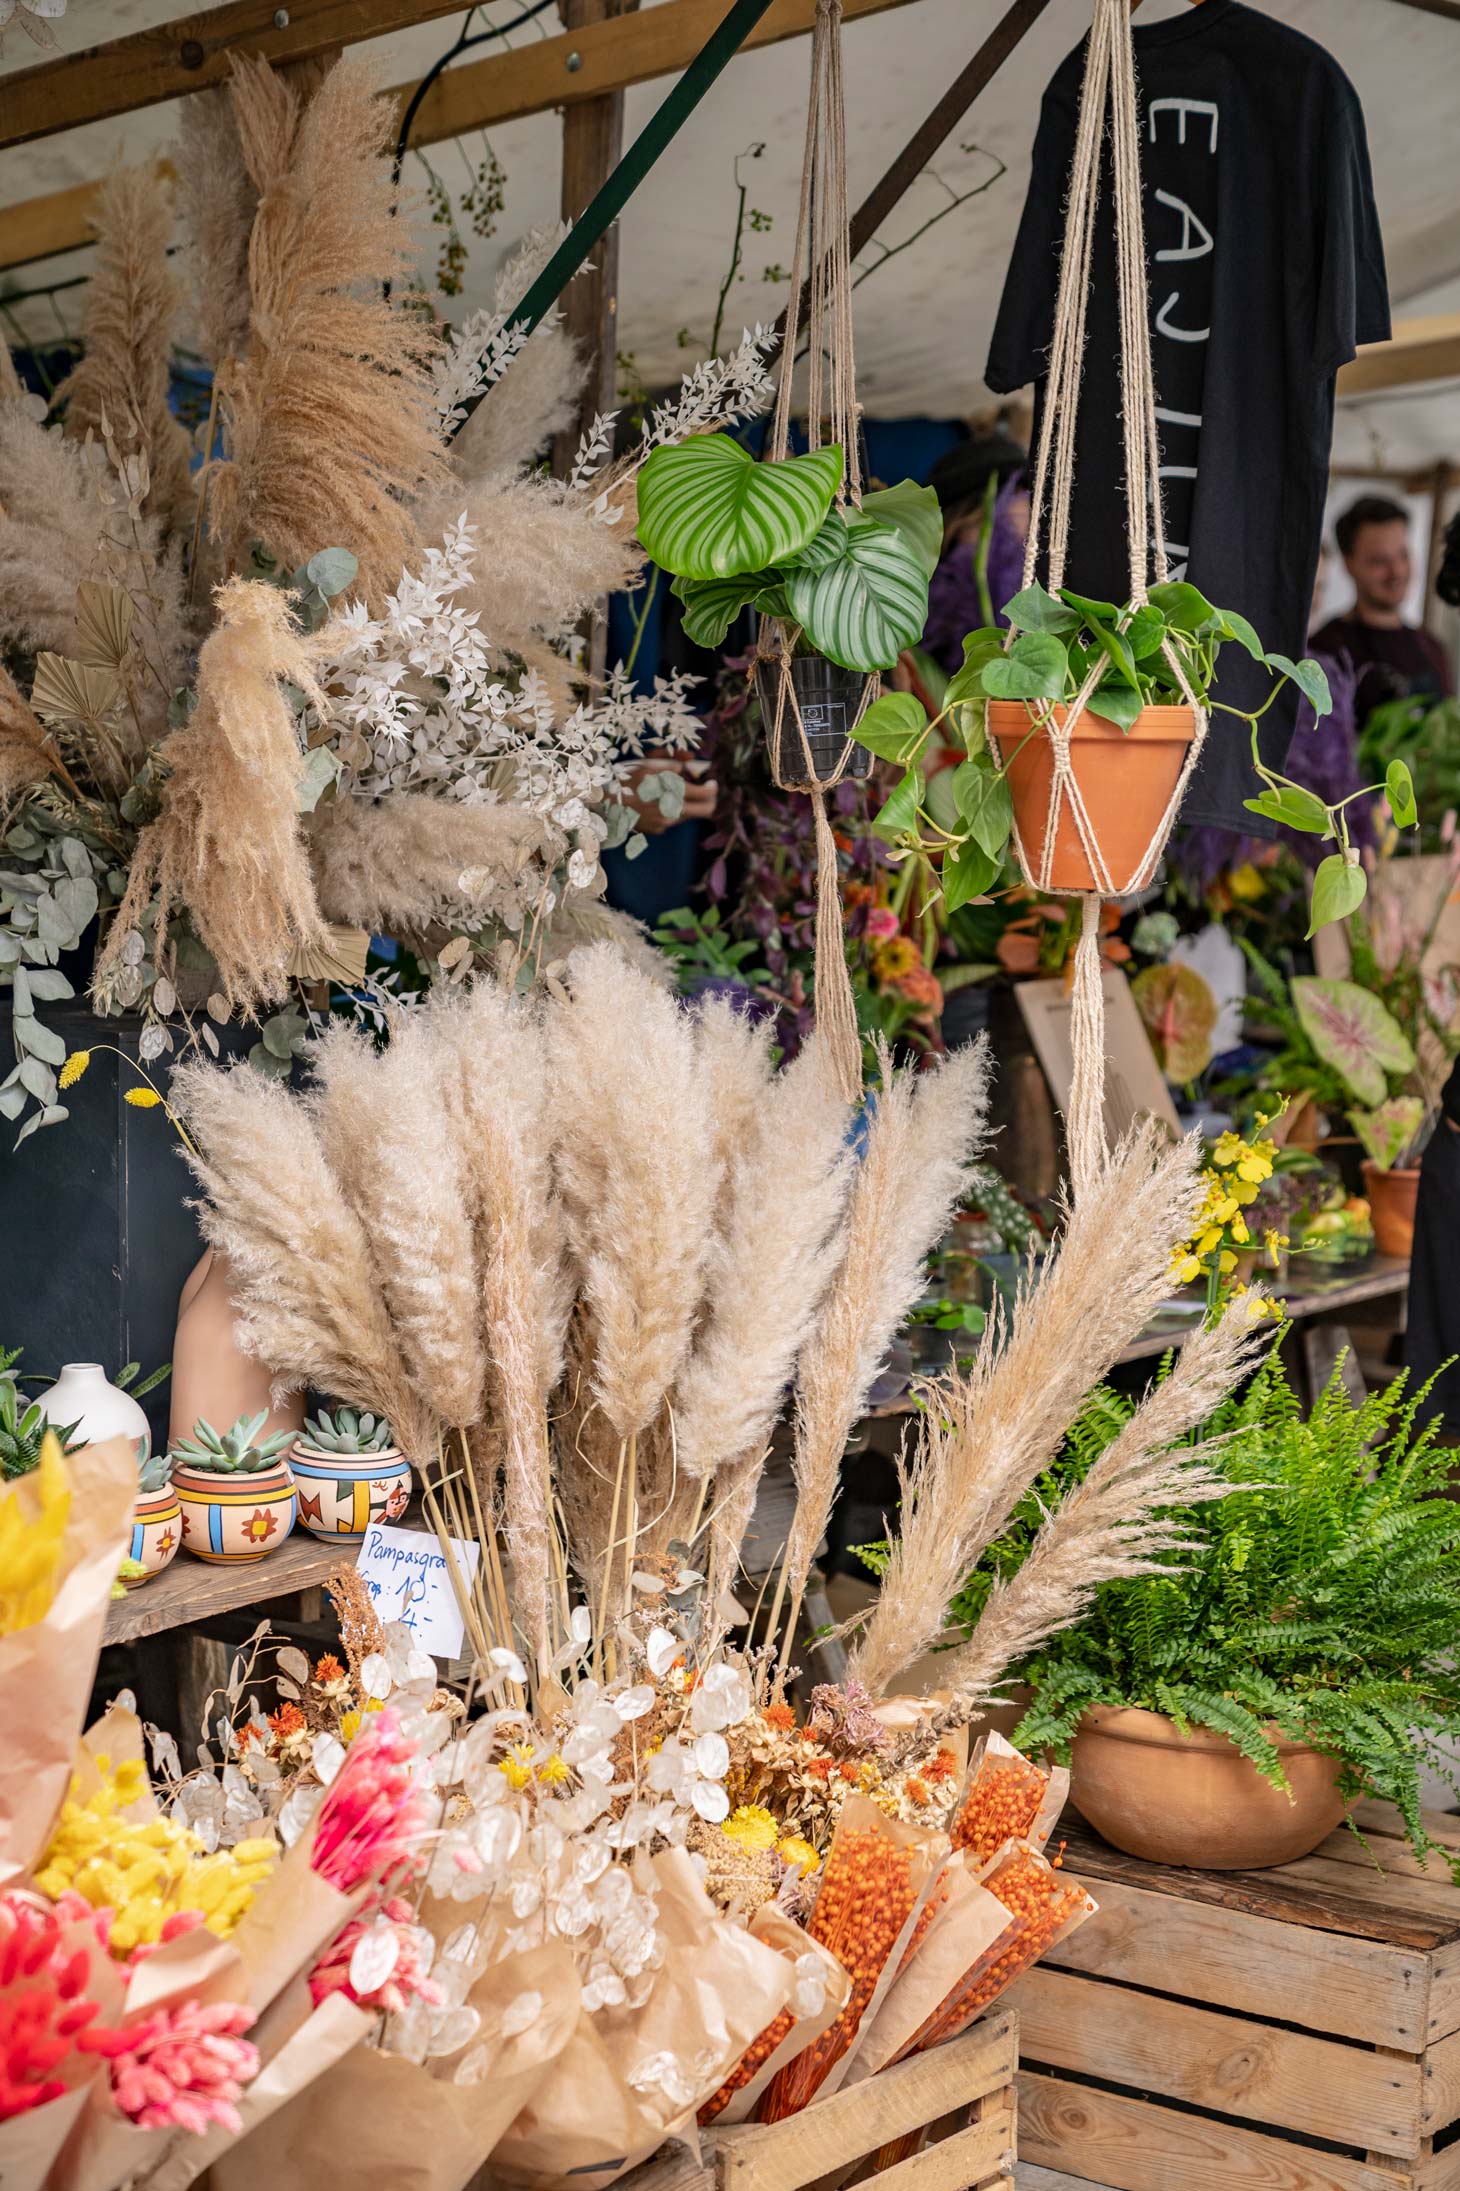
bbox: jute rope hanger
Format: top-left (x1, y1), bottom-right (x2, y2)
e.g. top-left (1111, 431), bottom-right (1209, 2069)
top-left (755, 0), bottom-right (872, 1108)
top-left (1002, 0), bottom-right (1209, 1197)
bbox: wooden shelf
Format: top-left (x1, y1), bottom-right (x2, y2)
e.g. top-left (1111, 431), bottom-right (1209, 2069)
top-left (105, 1534), bottom-right (344, 1647)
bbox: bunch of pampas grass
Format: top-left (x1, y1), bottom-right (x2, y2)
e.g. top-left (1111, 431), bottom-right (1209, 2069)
top-left (94, 578), bottom-right (328, 1008)
top-left (210, 56), bottom-right (446, 598)
top-left (305, 790), bottom-right (559, 944)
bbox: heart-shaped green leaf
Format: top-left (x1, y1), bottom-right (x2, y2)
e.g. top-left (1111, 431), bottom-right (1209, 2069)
top-left (1147, 579), bottom-right (1216, 633)
top-left (1267, 652), bottom-right (1333, 719)
top-left (861, 481), bottom-right (942, 579)
top-left (787, 514), bottom-right (930, 672)
top-left (946, 628), bottom-right (1005, 706)
top-left (951, 757), bottom-right (1014, 858)
top-left (942, 834), bottom-right (1002, 911)
top-left (1305, 855), bottom-right (1369, 941)
top-left (872, 765), bottom-right (925, 844)
top-left (1213, 607), bottom-right (1265, 663)
top-left (1243, 785), bottom-right (1330, 834)
top-left (1058, 587), bottom-right (1120, 623)
top-left (981, 630), bottom-right (1067, 702)
top-left (1386, 757), bottom-right (1418, 829)
top-left (1088, 681), bottom-right (1145, 732)
top-left (851, 691), bottom-right (930, 762)
top-left (1005, 582), bottom-right (1078, 634)
top-left (637, 434), bottom-right (843, 579)
top-left (675, 573), bottom-right (765, 649)
top-left (1125, 605), bottom-right (1166, 660)
top-left (1080, 616), bottom-right (1141, 693)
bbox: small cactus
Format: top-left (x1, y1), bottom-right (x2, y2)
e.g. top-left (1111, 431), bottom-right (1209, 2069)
top-left (170, 1411), bottom-right (295, 1476)
top-left (301, 1406), bottom-right (394, 1454)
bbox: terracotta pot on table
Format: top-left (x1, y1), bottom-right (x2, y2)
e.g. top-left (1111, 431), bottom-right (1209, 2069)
top-left (1361, 1160), bottom-right (1420, 1260)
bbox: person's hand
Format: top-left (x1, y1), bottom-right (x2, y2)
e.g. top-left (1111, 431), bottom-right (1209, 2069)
top-left (621, 756), bottom-right (718, 835)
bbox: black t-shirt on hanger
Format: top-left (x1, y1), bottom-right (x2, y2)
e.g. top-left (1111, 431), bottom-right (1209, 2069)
top-left (986, 0), bottom-right (1390, 832)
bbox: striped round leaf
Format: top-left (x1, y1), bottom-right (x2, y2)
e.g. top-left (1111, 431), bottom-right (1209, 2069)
top-left (786, 516), bottom-right (930, 672)
top-left (675, 574), bottom-right (763, 649)
top-left (637, 434), bottom-right (843, 580)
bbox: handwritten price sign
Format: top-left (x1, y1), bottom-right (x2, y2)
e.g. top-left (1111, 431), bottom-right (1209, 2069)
top-left (354, 1523), bottom-right (480, 1660)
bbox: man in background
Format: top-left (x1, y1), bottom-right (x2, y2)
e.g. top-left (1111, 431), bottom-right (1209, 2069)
top-left (1311, 494), bottom-right (1453, 731)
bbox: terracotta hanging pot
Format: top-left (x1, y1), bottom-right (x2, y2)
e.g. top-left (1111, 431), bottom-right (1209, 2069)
top-left (1071, 1704), bottom-right (1349, 1870)
top-left (1361, 1161), bottom-right (1420, 1259)
top-left (989, 701), bottom-right (1196, 895)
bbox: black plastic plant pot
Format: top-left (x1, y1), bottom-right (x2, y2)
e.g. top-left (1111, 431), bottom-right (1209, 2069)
top-left (756, 653), bottom-right (874, 787)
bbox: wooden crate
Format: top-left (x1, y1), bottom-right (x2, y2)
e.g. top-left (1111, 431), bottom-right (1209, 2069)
top-left (1008, 1803), bottom-right (1460, 2190)
top-left (621, 2008), bottom-right (1017, 2191)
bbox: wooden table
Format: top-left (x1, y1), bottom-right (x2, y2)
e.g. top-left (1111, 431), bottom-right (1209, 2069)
top-left (1122, 1253), bottom-right (1409, 1365)
top-left (106, 1534), bottom-right (345, 1646)
top-left (1011, 1801), bottom-right (1460, 2191)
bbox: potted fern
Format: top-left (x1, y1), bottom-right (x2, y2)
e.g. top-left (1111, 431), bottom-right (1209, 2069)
top-left (1011, 1357), bottom-right (1460, 1874)
top-left (170, 1411), bottom-right (297, 1564)
top-left (634, 434), bottom-right (940, 784)
top-left (291, 1406), bottom-right (409, 1544)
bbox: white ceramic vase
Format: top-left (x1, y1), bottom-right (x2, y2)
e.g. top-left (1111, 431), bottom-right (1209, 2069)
top-left (41, 1362), bottom-right (151, 1466)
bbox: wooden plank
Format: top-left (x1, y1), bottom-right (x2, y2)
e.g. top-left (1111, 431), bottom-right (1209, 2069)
top-left (1356, 1804), bottom-right (1460, 1853)
top-left (1277, 1852), bottom-right (1460, 1935)
top-left (1043, 1874), bottom-right (1430, 2049)
top-left (1058, 1822), bottom-right (1455, 1952)
top-left (713, 2012), bottom-right (1017, 2191)
top-left (1009, 1966), bottom-right (1423, 2158)
top-left (1017, 2071), bottom-right (1423, 2191)
top-left (0, 0), bottom-right (473, 154)
top-left (1339, 316), bottom-right (1460, 399)
top-left (1421, 2021), bottom-right (1460, 2137)
top-left (105, 1535), bottom-right (344, 1645)
top-left (0, 0), bottom-right (918, 270)
top-left (832, 2099), bottom-right (1014, 2191)
top-left (1428, 1943), bottom-right (1460, 2045)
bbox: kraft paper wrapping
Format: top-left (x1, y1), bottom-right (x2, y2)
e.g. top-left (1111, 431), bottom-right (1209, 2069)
top-left (843, 1856), bottom-right (1015, 2082)
top-left (0, 1436), bottom-right (137, 1890)
top-left (491, 1848), bottom-right (794, 2190)
top-left (0, 2082), bottom-right (91, 2188)
top-left (708, 1905), bottom-right (852, 2127)
top-left (229, 1831), bottom-right (363, 2012)
top-left (212, 1942), bottom-right (581, 2191)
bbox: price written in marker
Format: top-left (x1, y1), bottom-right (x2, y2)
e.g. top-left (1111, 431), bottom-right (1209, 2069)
top-left (354, 1523), bottom-right (480, 1660)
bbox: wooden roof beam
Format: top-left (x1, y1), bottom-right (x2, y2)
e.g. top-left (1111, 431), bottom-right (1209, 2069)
top-left (0, 0), bottom-right (917, 274)
top-left (1338, 315), bottom-right (1460, 398)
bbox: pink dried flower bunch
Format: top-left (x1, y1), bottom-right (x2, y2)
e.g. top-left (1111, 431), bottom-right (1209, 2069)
top-left (309, 1899), bottom-right (444, 2016)
top-left (0, 1893), bottom-right (103, 2119)
top-left (80, 1999), bottom-right (259, 2133)
top-left (310, 1708), bottom-right (430, 1893)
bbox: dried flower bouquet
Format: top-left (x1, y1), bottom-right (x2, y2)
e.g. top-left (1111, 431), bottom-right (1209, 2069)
top-left (0, 53), bottom-right (779, 1139)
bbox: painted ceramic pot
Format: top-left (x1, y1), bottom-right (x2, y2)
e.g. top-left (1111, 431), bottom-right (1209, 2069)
top-left (127, 1484), bottom-right (182, 1584)
top-left (290, 1443), bottom-right (412, 1544)
top-left (174, 1457), bottom-right (296, 1564)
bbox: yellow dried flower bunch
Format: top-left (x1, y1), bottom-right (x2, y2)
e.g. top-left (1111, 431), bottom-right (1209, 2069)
top-left (0, 1431), bottom-right (71, 1635)
top-left (35, 1754), bottom-right (278, 1953)
top-left (1172, 1112), bottom-right (1287, 1293)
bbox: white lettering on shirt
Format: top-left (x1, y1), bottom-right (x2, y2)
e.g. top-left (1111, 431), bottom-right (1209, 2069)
top-left (1154, 188), bottom-right (1215, 263)
top-left (1148, 97), bottom-right (1219, 153)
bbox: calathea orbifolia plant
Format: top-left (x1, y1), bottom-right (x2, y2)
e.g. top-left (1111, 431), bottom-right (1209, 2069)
top-left (634, 433), bottom-right (942, 672)
top-left (850, 577), bottom-right (1417, 930)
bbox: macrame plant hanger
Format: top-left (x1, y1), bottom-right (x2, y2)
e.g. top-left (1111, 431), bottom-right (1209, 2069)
top-left (1005, 0), bottom-right (1209, 1196)
top-left (758, 0), bottom-right (870, 1107)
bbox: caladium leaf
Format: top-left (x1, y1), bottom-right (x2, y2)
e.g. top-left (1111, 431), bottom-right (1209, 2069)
top-left (1351, 1096), bottom-right (1426, 1171)
top-left (1131, 962), bottom-right (1219, 1084)
top-left (1292, 974), bottom-right (1415, 1108)
top-left (636, 434), bottom-right (843, 579)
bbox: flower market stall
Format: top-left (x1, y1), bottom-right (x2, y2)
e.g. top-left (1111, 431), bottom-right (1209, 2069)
top-left (0, 0), bottom-right (1458, 2185)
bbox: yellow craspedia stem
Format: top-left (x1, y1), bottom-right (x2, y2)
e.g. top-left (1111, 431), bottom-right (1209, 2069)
top-left (36, 1755), bottom-right (278, 1951)
top-left (122, 1087), bottom-right (163, 1109)
top-left (0, 1432), bottom-right (72, 1636)
top-left (58, 1050), bottom-right (91, 1089)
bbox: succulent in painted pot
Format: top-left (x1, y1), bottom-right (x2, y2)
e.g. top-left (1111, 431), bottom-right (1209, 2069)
top-left (171, 1412), bottom-right (296, 1565)
top-left (129, 1448), bottom-right (181, 1586)
top-left (137, 1449), bottom-right (174, 1494)
top-left (293, 1404), bottom-right (410, 1545)
top-left (171, 1411), bottom-right (296, 1474)
top-left (301, 1407), bottom-right (394, 1454)
top-left (0, 1355), bottom-right (78, 1481)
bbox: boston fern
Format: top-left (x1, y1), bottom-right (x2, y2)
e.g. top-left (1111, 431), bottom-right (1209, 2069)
top-left (1012, 1357), bottom-right (1460, 1874)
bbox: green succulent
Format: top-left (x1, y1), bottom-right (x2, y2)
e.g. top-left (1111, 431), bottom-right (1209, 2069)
top-left (0, 1369), bottom-right (78, 1481)
top-left (301, 1406), bottom-right (394, 1454)
top-left (171, 1411), bottom-right (295, 1476)
top-left (137, 1449), bottom-right (174, 1493)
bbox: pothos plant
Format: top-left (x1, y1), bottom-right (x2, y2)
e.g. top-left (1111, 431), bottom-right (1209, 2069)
top-left (847, 577), bottom-right (1418, 931)
top-left (634, 432), bottom-right (942, 671)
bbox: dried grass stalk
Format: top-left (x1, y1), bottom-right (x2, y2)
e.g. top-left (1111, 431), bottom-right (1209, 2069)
top-left (451, 228), bottom-right (582, 485)
top-left (94, 578), bottom-right (328, 1008)
top-left (308, 1012), bottom-right (487, 1434)
top-left (848, 1122), bottom-right (1214, 1698)
top-left (54, 167), bottom-right (194, 535)
top-left (173, 1056), bottom-right (436, 1460)
top-left (935, 1299), bottom-right (1273, 1708)
top-left (414, 476), bottom-right (642, 654)
top-left (306, 791), bottom-right (555, 937)
top-left (174, 87), bottom-right (257, 371)
top-left (211, 55), bottom-right (446, 598)
top-left (777, 1041), bottom-right (990, 1624)
top-left (548, 944), bottom-right (721, 1440)
top-left (0, 346), bottom-right (22, 404)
